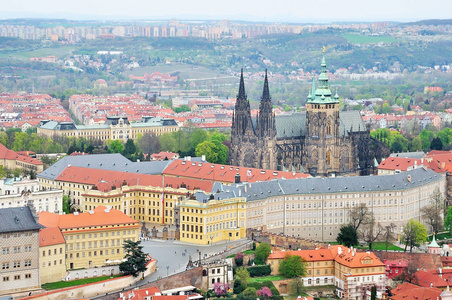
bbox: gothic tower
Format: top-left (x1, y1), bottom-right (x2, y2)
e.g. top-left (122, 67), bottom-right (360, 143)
top-left (303, 55), bottom-right (341, 176)
top-left (229, 69), bottom-right (258, 167)
top-left (257, 70), bottom-right (277, 169)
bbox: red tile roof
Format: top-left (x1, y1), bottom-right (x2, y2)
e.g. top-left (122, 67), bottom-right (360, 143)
top-left (39, 227), bottom-right (65, 247)
top-left (414, 270), bottom-right (449, 288)
top-left (378, 157), bottom-right (422, 172)
top-left (39, 206), bottom-right (139, 229)
top-left (55, 166), bottom-right (214, 192)
top-left (163, 160), bottom-right (310, 183)
top-left (268, 248), bottom-right (334, 262)
top-left (391, 282), bottom-right (442, 300)
top-left (118, 286), bottom-right (161, 300)
top-left (0, 143), bottom-right (43, 165)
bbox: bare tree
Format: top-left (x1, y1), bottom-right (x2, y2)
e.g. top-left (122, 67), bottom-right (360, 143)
top-left (349, 203), bottom-right (370, 231)
top-left (421, 187), bottom-right (444, 235)
top-left (359, 213), bottom-right (383, 250)
top-left (383, 223), bottom-right (397, 251)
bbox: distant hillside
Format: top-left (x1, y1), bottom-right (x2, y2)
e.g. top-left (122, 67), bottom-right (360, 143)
top-left (401, 19), bottom-right (452, 26)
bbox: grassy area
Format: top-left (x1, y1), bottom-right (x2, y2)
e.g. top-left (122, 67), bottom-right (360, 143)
top-left (362, 242), bottom-right (404, 251)
top-left (0, 46), bottom-right (75, 60)
top-left (248, 275), bottom-right (285, 283)
top-left (227, 249), bottom-right (255, 258)
top-left (41, 275), bottom-right (122, 290)
top-left (122, 63), bottom-right (231, 80)
top-left (342, 34), bottom-right (396, 44)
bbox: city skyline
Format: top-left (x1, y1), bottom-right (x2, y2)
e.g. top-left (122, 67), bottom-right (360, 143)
top-left (1, 0), bottom-right (451, 23)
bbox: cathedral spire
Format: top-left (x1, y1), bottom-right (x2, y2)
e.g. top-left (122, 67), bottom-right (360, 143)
top-left (262, 69), bottom-right (270, 102)
top-left (237, 68), bottom-right (246, 100)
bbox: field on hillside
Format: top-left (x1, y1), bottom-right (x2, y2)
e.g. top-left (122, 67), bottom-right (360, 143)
top-left (342, 34), bottom-right (396, 44)
top-left (0, 46), bottom-right (75, 60)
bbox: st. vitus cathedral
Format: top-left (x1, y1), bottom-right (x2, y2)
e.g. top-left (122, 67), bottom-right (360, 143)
top-left (229, 55), bottom-right (389, 177)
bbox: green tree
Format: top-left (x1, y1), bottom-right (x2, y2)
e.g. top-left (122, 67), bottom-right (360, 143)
top-left (190, 129), bottom-right (209, 150)
top-left (242, 287), bottom-right (257, 298)
top-left (62, 195), bottom-right (75, 214)
top-left (233, 278), bottom-right (246, 294)
top-left (288, 277), bottom-right (306, 297)
top-left (119, 240), bottom-right (147, 277)
top-left (109, 140), bottom-right (124, 154)
top-left (173, 105), bottom-right (191, 113)
top-left (0, 131), bottom-right (8, 147)
top-left (401, 219), bottom-right (428, 252)
top-left (195, 141), bottom-right (218, 162)
top-left (444, 206), bottom-right (452, 234)
top-left (159, 133), bottom-right (177, 152)
top-left (336, 224), bottom-right (359, 247)
top-left (255, 242), bottom-right (272, 265)
top-left (0, 166), bottom-right (7, 179)
top-left (12, 168), bottom-right (22, 178)
top-left (278, 254), bottom-right (307, 278)
top-left (234, 267), bottom-right (250, 287)
top-left (123, 139), bottom-right (137, 158)
top-left (430, 137), bottom-right (443, 150)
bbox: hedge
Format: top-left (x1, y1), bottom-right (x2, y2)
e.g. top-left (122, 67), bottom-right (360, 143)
top-left (247, 265), bottom-right (271, 277)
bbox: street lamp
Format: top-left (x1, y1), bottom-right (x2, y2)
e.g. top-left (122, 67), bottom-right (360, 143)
top-left (166, 265), bottom-right (169, 277)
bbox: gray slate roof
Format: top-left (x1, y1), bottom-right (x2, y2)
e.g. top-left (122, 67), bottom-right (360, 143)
top-left (274, 111), bottom-right (366, 139)
top-left (390, 152), bottom-right (426, 159)
top-left (38, 153), bottom-right (172, 180)
top-left (0, 206), bottom-right (43, 233)
top-left (193, 167), bottom-right (443, 203)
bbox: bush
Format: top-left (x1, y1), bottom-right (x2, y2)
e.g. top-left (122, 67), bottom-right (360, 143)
top-left (235, 253), bottom-right (244, 267)
top-left (233, 279), bottom-right (246, 294)
top-left (252, 242), bottom-right (256, 250)
top-left (243, 287), bottom-right (257, 298)
top-left (247, 265), bottom-right (271, 277)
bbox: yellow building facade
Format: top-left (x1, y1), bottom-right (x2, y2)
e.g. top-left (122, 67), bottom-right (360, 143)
top-left (180, 197), bottom-right (246, 245)
top-left (39, 227), bottom-right (66, 284)
top-left (82, 185), bottom-right (186, 225)
top-left (39, 206), bottom-right (140, 270)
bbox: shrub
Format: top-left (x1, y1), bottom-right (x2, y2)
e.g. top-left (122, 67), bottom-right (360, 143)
top-left (235, 252), bottom-right (244, 267)
top-left (243, 287), bottom-right (257, 298)
top-left (257, 287), bottom-right (272, 299)
top-left (247, 265), bottom-right (271, 277)
top-left (233, 279), bottom-right (245, 294)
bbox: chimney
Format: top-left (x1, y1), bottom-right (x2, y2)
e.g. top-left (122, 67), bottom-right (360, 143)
top-left (407, 175), bottom-right (412, 182)
top-left (235, 172), bottom-right (241, 184)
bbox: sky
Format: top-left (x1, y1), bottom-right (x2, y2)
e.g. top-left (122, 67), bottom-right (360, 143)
top-left (1, 0), bottom-right (452, 23)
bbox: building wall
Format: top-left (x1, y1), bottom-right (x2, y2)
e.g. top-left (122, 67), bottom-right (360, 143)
top-left (82, 185), bottom-right (185, 225)
top-left (0, 189), bottom-right (63, 213)
top-left (62, 223), bottom-right (140, 270)
top-left (246, 176), bottom-right (446, 242)
top-left (180, 198), bottom-right (247, 245)
top-left (39, 243), bottom-right (66, 284)
top-left (0, 230), bottom-right (40, 296)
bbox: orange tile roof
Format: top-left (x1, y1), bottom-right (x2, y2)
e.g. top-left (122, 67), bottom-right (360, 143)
top-left (55, 166), bottom-right (214, 192)
top-left (414, 270), bottom-right (449, 288)
top-left (330, 246), bottom-right (385, 269)
top-left (378, 157), bottom-right (422, 172)
top-left (119, 286), bottom-right (161, 300)
top-left (163, 160), bottom-right (310, 183)
top-left (391, 282), bottom-right (442, 300)
top-left (39, 206), bottom-right (139, 229)
top-left (39, 227), bottom-right (65, 247)
top-left (268, 248), bottom-right (334, 262)
top-left (0, 143), bottom-right (43, 165)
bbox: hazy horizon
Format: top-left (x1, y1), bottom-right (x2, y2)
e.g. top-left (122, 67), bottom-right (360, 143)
top-left (1, 0), bottom-right (451, 23)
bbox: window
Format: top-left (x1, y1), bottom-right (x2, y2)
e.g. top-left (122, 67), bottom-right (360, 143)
top-left (25, 274), bottom-right (31, 279)
top-left (24, 260), bottom-right (31, 267)
top-left (13, 261), bottom-right (20, 268)
top-left (3, 276), bottom-right (9, 282)
top-left (24, 245), bottom-right (32, 252)
top-left (14, 275), bottom-right (20, 280)
top-left (2, 263), bottom-right (9, 270)
top-left (2, 248), bottom-right (10, 255)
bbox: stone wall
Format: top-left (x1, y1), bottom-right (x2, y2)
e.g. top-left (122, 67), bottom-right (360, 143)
top-left (373, 251), bottom-right (442, 271)
top-left (247, 229), bottom-right (325, 250)
top-left (20, 260), bottom-right (156, 300)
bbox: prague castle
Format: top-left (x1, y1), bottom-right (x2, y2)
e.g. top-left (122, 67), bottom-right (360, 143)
top-left (229, 55), bottom-right (389, 176)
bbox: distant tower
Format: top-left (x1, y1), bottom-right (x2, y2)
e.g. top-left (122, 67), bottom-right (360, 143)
top-left (303, 52), bottom-right (341, 176)
top-left (257, 70), bottom-right (277, 169)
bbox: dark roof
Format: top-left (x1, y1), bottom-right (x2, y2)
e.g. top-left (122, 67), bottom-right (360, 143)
top-left (38, 153), bottom-right (175, 181)
top-left (274, 111), bottom-right (366, 139)
top-left (0, 206), bottom-right (43, 233)
top-left (196, 167), bottom-right (443, 202)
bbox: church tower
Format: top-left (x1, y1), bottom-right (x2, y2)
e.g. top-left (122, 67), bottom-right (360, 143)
top-left (303, 53), bottom-right (341, 176)
top-left (229, 69), bottom-right (259, 168)
top-left (257, 70), bottom-right (277, 169)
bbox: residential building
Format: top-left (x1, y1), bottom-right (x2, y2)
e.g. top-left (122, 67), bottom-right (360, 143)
top-left (38, 206), bottom-right (140, 270)
top-left (202, 262), bottom-right (229, 289)
top-left (384, 259), bottom-right (408, 279)
top-left (0, 206), bottom-right (42, 296)
top-left (390, 282), bottom-right (443, 300)
top-left (268, 245), bottom-right (386, 299)
top-left (39, 227), bottom-right (66, 284)
top-left (0, 143), bottom-right (44, 174)
top-left (37, 116), bottom-right (178, 143)
top-left (179, 195), bottom-right (246, 245)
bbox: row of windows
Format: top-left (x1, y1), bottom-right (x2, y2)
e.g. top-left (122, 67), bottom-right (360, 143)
top-left (66, 248), bottom-right (122, 259)
top-left (2, 232), bottom-right (33, 238)
top-left (66, 239), bottom-right (124, 250)
top-left (2, 245), bottom-right (32, 255)
top-left (42, 248), bottom-right (63, 256)
top-left (65, 230), bottom-right (134, 240)
top-left (42, 259), bottom-right (63, 267)
top-left (3, 274), bottom-right (31, 281)
top-left (1, 260), bottom-right (31, 269)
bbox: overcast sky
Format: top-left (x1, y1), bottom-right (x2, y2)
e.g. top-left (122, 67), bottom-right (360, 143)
top-left (1, 0), bottom-right (451, 22)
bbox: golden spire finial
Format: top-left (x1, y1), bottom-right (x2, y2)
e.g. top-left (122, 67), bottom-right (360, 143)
top-left (323, 45), bottom-right (326, 53)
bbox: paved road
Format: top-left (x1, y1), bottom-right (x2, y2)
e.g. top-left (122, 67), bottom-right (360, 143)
top-left (141, 239), bottom-right (247, 284)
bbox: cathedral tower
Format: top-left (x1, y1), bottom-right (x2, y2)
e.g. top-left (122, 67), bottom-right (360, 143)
top-left (303, 54), bottom-right (341, 176)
